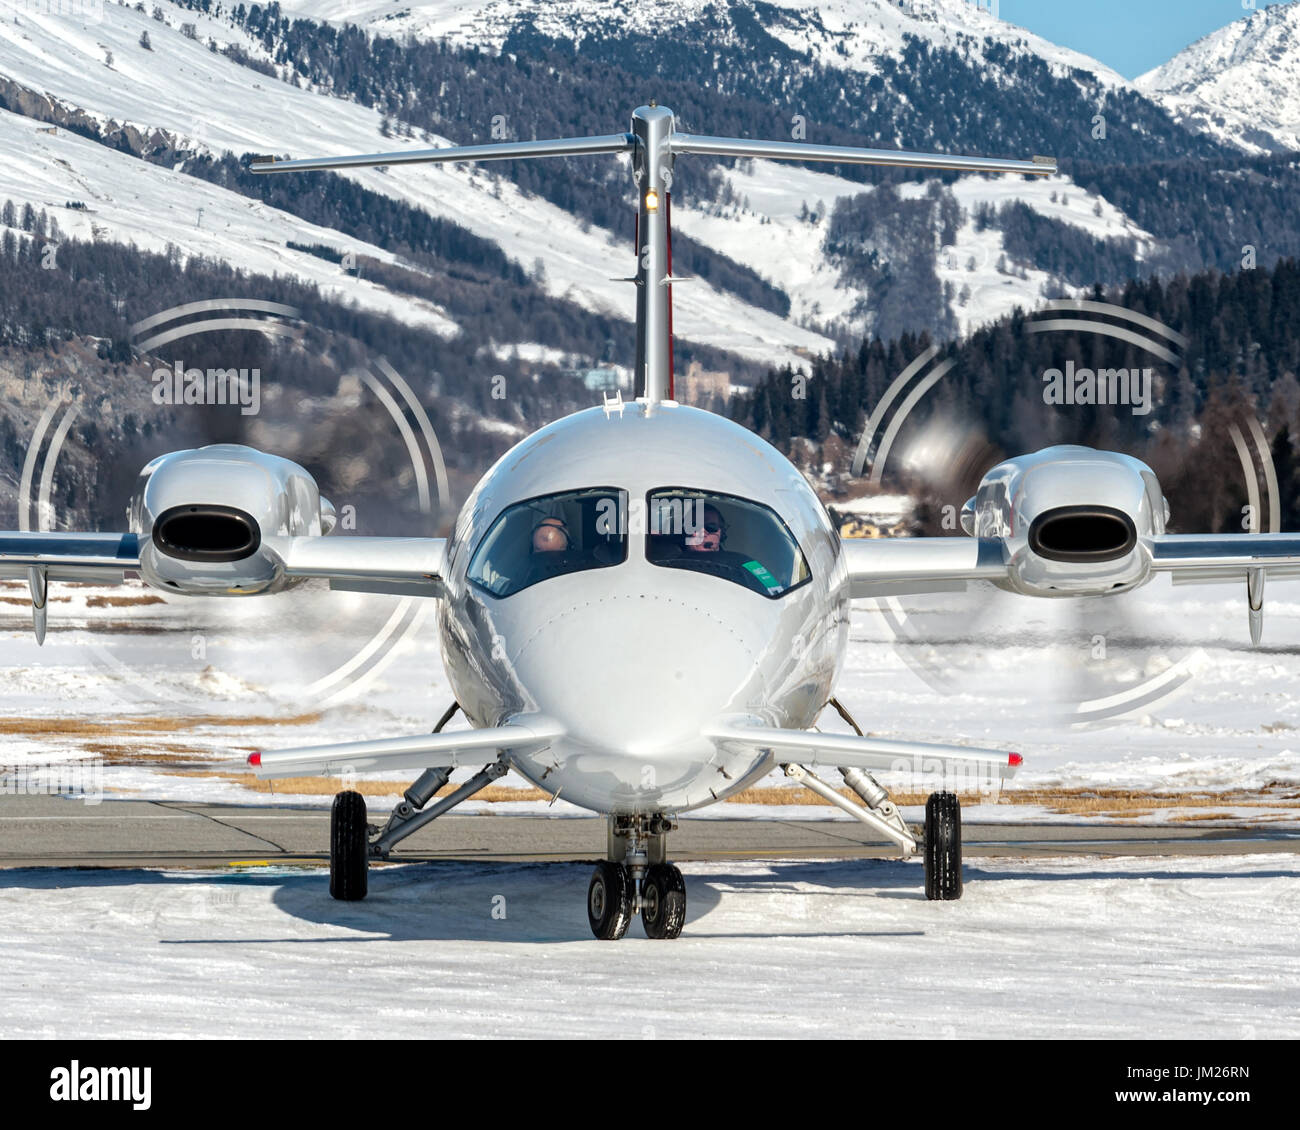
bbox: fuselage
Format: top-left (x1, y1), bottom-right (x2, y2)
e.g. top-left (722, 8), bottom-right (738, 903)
top-left (436, 400), bottom-right (850, 814)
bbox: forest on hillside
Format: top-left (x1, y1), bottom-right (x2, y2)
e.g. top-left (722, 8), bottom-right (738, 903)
top-left (732, 258), bottom-right (1300, 535)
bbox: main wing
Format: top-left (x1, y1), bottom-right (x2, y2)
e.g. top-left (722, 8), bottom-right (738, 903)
top-left (841, 536), bottom-right (1009, 598)
top-left (1147, 534), bottom-right (1300, 578)
top-left (840, 531), bottom-right (1300, 644)
top-left (0, 529), bottom-right (447, 643)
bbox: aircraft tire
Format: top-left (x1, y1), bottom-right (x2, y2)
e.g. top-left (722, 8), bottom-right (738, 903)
top-left (640, 863), bottom-right (687, 939)
top-left (924, 791), bottom-right (963, 901)
top-left (587, 860), bottom-right (633, 940)
top-left (330, 790), bottom-right (369, 901)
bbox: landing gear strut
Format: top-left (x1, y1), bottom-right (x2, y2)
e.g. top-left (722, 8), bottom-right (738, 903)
top-left (587, 815), bottom-right (685, 940)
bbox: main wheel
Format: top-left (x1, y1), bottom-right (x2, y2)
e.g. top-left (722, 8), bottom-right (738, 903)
top-left (330, 790), bottom-right (369, 901)
top-left (587, 860), bottom-right (633, 940)
top-left (640, 862), bottom-right (686, 939)
top-left (924, 791), bottom-right (962, 901)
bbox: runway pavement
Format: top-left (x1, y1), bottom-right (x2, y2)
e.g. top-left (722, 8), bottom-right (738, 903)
top-left (0, 795), bottom-right (1295, 869)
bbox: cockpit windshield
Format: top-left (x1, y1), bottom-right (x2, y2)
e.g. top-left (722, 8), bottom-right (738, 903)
top-left (645, 488), bottom-right (811, 598)
top-left (468, 487), bottom-right (628, 598)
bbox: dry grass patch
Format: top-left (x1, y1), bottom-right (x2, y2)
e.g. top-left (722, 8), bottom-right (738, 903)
top-left (85, 594), bottom-right (167, 608)
top-left (0, 713), bottom-right (323, 737)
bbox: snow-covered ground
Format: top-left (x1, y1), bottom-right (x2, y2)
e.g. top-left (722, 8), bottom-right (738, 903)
top-left (1, 854), bottom-right (1295, 1037)
top-left (3, 531), bottom-right (1300, 1037)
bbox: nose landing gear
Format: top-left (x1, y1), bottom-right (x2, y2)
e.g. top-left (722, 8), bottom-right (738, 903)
top-left (588, 815), bottom-right (685, 940)
top-left (639, 861), bottom-right (687, 939)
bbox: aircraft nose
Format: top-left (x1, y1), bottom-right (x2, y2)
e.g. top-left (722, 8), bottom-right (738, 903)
top-left (510, 592), bottom-right (762, 755)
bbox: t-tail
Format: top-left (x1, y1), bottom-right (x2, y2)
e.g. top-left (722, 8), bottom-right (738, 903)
top-left (249, 106), bottom-right (1056, 402)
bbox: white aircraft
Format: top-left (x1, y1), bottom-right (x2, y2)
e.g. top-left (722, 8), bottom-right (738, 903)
top-left (6, 107), bottom-right (1298, 940)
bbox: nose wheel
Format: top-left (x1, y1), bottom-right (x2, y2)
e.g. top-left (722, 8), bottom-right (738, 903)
top-left (587, 860), bottom-right (634, 939)
top-left (589, 815), bottom-right (686, 939)
top-left (640, 862), bottom-right (686, 939)
top-left (585, 860), bottom-right (687, 940)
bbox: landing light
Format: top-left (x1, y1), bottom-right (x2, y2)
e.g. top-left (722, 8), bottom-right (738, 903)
top-left (644, 189), bottom-right (660, 212)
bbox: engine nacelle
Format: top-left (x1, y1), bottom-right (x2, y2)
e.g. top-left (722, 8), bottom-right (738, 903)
top-left (962, 445), bottom-right (1167, 597)
top-left (129, 445), bottom-right (334, 595)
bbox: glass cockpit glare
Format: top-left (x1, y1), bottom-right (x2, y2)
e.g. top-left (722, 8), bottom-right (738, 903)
top-left (468, 488), bottom-right (628, 598)
top-left (645, 488), bottom-right (811, 598)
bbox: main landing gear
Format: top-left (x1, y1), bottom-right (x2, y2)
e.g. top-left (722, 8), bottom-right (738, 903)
top-left (588, 814), bottom-right (685, 940)
top-left (782, 698), bottom-right (965, 902)
top-left (328, 702), bottom-right (518, 903)
top-left (330, 789), bottom-right (369, 901)
top-left (924, 791), bottom-right (963, 901)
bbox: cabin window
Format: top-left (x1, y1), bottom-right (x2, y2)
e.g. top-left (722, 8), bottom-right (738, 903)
top-left (468, 488), bottom-right (628, 598)
top-left (645, 488), bottom-right (811, 598)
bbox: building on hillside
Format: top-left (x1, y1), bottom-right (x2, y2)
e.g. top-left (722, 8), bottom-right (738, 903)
top-left (678, 360), bottom-right (730, 406)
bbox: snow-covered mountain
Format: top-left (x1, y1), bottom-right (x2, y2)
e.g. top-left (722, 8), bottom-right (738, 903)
top-left (0, 3), bottom-right (834, 370)
top-left (277, 0), bottom-right (1130, 85)
top-left (0, 0), bottom-right (1295, 379)
top-left (1138, 1), bottom-right (1300, 154)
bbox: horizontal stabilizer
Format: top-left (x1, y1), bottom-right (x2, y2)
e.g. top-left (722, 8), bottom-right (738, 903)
top-left (671, 133), bottom-right (1054, 176)
top-left (249, 133), bottom-right (634, 174)
top-left (249, 127), bottom-right (1050, 181)
top-left (249, 716), bottom-right (563, 779)
top-left (706, 716), bottom-right (1021, 780)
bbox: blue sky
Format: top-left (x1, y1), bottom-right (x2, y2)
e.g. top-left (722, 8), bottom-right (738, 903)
top-left (996, 0), bottom-right (1289, 78)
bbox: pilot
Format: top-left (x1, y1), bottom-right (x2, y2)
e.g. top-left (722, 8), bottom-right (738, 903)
top-left (684, 504), bottom-right (727, 553)
top-left (532, 516), bottom-right (571, 554)
top-left (523, 514), bottom-right (580, 587)
top-left (681, 502), bottom-right (780, 596)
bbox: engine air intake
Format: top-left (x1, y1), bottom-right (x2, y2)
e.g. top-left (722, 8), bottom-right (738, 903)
top-left (1028, 505), bottom-right (1136, 563)
top-left (153, 505), bottom-right (261, 562)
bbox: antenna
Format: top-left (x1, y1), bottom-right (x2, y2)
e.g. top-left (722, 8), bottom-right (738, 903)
top-left (251, 107), bottom-right (1056, 404)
